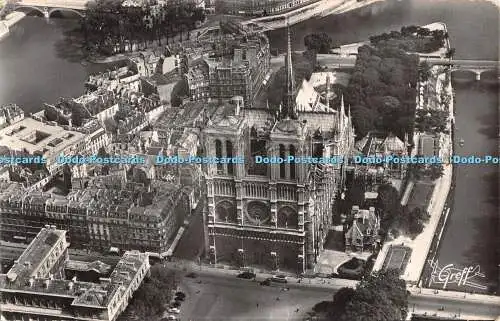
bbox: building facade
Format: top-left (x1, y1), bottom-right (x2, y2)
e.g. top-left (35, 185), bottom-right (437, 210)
top-left (215, 0), bottom-right (321, 15)
top-left (0, 104), bottom-right (24, 129)
top-left (184, 30), bottom-right (270, 107)
top-left (202, 28), bottom-right (355, 273)
top-left (0, 227), bottom-right (150, 321)
top-left (0, 179), bottom-right (191, 254)
top-left (344, 205), bottom-right (380, 252)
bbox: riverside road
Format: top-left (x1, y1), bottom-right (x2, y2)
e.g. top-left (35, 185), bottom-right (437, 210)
top-left (170, 265), bottom-right (500, 321)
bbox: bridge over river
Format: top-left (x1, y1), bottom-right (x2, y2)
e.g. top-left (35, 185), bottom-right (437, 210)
top-left (424, 57), bottom-right (500, 81)
top-left (316, 55), bottom-right (499, 81)
top-left (13, 0), bottom-right (88, 18)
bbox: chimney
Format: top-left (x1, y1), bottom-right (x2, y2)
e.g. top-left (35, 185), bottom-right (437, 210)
top-left (45, 279), bottom-right (50, 288)
top-left (29, 278), bottom-right (34, 287)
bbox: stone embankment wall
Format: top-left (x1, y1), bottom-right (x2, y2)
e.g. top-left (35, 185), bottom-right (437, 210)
top-left (0, 12), bottom-right (26, 40)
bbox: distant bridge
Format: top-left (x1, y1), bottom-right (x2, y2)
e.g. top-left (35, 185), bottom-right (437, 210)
top-left (13, 0), bottom-right (88, 18)
top-left (424, 57), bottom-right (499, 81)
top-left (316, 54), bottom-right (499, 81)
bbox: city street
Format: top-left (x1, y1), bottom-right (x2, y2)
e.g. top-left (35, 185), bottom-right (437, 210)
top-left (410, 292), bottom-right (500, 320)
top-left (177, 272), bottom-right (336, 321)
top-left (171, 267), bottom-right (500, 321)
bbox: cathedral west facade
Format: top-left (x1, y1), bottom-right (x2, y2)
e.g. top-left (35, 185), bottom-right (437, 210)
top-left (201, 27), bottom-right (355, 273)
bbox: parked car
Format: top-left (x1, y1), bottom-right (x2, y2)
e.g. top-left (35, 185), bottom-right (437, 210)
top-left (162, 315), bottom-right (177, 321)
top-left (171, 301), bottom-right (181, 308)
top-left (237, 271), bottom-right (256, 279)
top-left (167, 307), bottom-right (180, 314)
top-left (260, 278), bottom-right (271, 286)
top-left (271, 275), bottom-right (287, 283)
top-left (185, 272), bottom-right (198, 278)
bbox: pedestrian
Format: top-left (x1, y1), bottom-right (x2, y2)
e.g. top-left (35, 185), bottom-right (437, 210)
top-left (276, 297), bottom-right (280, 301)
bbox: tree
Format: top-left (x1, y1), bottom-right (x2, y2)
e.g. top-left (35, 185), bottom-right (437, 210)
top-left (81, 0), bottom-right (205, 54)
top-left (407, 206), bottom-right (430, 235)
top-left (445, 47), bottom-right (456, 59)
top-left (304, 33), bottom-right (333, 54)
top-left (415, 109), bottom-right (448, 133)
top-left (342, 176), bottom-right (366, 219)
top-left (325, 270), bottom-right (409, 321)
top-left (192, 7), bottom-right (206, 26)
top-left (419, 61), bottom-right (432, 82)
top-left (377, 184), bottom-right (401, 232)
top-left (124, 265), bottom-right (180, 320)
top-left (302, 49), bottom-right (318, 69)
top-left (429, 163), bottom-right (444, 180)
top-left (329, 287), bottom-right (356, 318)
top-left (343, 40), bottom-right (418, 138)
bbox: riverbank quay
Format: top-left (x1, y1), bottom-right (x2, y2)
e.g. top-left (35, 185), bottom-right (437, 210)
top-left (89, 0), bottom-right (385, 63)
top-left (372, 164), bottom-right (453, 284)
top-left (372, 32), bottom-right (455, 285)
top-left (0, 11), bottom-right (25, 40)
top-left (409, 286), bottom-right (500, 305)
top-left (246, 0), bottom-right (385, 30)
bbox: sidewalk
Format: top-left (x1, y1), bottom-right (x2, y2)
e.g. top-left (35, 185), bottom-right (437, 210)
top-left (165, 259), bottom-right (358, 290)
top-left (409, 286), bottom-right (500, 305)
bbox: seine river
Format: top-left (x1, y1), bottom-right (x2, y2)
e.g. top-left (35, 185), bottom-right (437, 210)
top-left (0, 0), bottom-right (498, 291)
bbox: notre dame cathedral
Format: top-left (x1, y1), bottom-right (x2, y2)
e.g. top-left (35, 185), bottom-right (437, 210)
top-left (201, 26), bottom-right (355, 273)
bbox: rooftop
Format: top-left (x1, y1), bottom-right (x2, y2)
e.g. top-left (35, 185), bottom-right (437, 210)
top-left (0, 117), bottom-right (85, 158)
top-left (356, 132), bottom-right (407, 156)
top-left (0, 228), bottom-right (149, 313)
top-left (65, 260), bottom-right (112, 275)
top-left (6, 227), bottom-right (67, 282)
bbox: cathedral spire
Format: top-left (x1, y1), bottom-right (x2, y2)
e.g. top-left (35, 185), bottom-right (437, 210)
top-left (339, 94), bottom-right (345, 129)
top-left (282, 18), bottom-right (297, 120)
top-left (325, 74), bottom-right (331, 109)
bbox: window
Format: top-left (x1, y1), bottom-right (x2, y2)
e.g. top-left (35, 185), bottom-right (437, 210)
top-left (215, 139), bottom-right (223, 174)
top-left (279, 144), bottom-right (286, 179)
top-left (289, 145), bottom-right (296, 179)
top-left (226, 141), bottom-right (234, 175)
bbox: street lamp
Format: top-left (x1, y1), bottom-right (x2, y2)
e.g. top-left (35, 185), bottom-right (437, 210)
top-left (271, 251), bottom-right (278, 271)
top-left (238, 248), bottom-right (245, 268)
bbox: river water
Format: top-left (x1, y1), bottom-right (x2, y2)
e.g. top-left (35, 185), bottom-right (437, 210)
top-left (0, 0), bottom-right (498, 290)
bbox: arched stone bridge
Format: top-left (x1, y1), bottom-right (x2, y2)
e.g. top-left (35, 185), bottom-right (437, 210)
top-left (424, 57), bottom-right (500, 81)
top-left (14, 0), bottom-right (88, 18)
